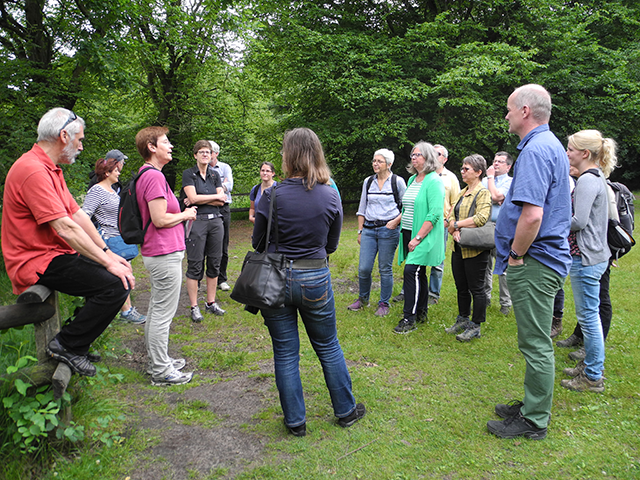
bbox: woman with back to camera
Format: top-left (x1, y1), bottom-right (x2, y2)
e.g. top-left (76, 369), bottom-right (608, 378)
top-left (446, 154), bottom-right (492, 342)
top-left (560, 129), bottom-right (616, 393)
top-left (135, 126), bottom-right (197, 386)
top-left (82, 155), bottom-right (146, 324)
top-left (248, 162), bottom-right (277, 224)
top-left (253, 127), bottom-right (365, 437)
top-left (348, 148), bottom-right (406, 317)
top-left (393, 141), bottom-right (445, 334)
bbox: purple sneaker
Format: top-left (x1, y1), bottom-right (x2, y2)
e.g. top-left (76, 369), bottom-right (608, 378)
top-left (347, 298), bottom-right (368, 311)
top-left (374, 302), bottom-right (390, 317)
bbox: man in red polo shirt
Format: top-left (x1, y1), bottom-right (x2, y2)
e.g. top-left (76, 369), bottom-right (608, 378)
top-left (2, 108), bottom-right (134, 377)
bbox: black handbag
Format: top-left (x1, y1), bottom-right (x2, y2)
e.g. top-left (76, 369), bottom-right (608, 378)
top-left (230, 185), bottom-right (287, 310)
top-left (457, 189), bottom-right (495, 250)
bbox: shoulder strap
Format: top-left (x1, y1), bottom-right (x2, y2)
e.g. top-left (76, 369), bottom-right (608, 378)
top-left (391, 174), bottom-right (402, 210)
top-left (364, 175), bottom-right (375, 203)
top-left (265, 184), bottom-right (279, 252)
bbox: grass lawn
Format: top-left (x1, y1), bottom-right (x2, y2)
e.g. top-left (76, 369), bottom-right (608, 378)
top-left (2, 205), bottom-right (639, 480)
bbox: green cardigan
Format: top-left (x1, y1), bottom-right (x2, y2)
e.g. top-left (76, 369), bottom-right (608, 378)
top-left (398, 171), bottom-right (445, 266)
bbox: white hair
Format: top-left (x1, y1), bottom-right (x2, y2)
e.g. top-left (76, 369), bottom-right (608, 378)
top-left (374, 148), bottom-right (395, 167)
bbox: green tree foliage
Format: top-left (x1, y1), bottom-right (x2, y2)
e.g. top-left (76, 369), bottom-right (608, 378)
top-left (247, 0), bottom-right (640, 194)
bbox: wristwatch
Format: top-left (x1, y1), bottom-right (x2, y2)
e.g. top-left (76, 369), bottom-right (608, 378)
top-left (415, 235), bottom-right (423, 241)
top-left (357, 229), bottom-right (363, 234)
top-left (102, 245), bottom-right (110, 252)
top-left (454, 221), bottom-right (459, 231)
top-left (509, 249), bottom-right (524, 260)
top-left (487, 175), bottom-right (495, 179)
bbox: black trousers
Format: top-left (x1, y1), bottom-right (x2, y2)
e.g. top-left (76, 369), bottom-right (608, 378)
top-left (572, 263), bottom-right (612, 340)
top-left (36, 254), bottom-right (130, 355)
top-left (218, 203), bottom-right (231, 284)
top-left (451, 244), bottom-right (490, 324)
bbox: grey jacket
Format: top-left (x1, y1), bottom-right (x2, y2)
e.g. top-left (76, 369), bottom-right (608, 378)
top-left (571, 168), bottom-right (611, 266)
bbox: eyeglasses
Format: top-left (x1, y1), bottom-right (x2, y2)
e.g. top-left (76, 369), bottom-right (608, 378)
top-left (59, 111), bottom-right (77, 134)
top-left (410, 153), bottom-right (424, 159)
top-left (372, 159), bottom-right (386, 165)
top-left (197, 150), bottom-right (212, 156)
top-left (493, 159), bottom-right (507, 164)
top-left (460, 166), bottom-right (472, 172)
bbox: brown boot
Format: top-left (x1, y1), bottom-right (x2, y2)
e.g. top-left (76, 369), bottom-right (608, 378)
top-left (550, 316), bottom-right (563, 339)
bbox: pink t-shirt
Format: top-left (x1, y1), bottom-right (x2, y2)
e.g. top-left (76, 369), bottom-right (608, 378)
top-left (135, 166), bottom-right (185, 257)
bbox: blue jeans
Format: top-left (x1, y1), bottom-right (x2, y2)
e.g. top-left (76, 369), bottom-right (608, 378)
top-left (570, 257), bottom-right (608, 380)
top-left (428, 230), bottom-right (448, 299)
top-left (261, 267), bottom-right (356, 428)
top-left (358, 226), bottom-right (400, 305)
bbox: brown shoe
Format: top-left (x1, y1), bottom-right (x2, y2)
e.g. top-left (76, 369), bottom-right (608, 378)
top-left (550, 316), bottom-right (563, 339)
top-left (563, 360), bottom-right (585, 378)
top-left (561, 371), bottom-right (604, 393)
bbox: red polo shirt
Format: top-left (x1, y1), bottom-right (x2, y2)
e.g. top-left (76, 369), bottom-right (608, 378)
top-left (2, 144), bottom-right (79, 294)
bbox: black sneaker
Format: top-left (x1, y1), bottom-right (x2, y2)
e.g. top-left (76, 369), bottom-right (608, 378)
top-left (47, 337), bottom-right (96, 377)
top-left (287, 423), bottom-right (306, 437)
top-left (392, 293), bottom-right (404, 303)
top-left (393, 318), bottom-right (417, 334)
top-left (87, 352), bottom-right (102, 363)
top-left (487, 412), bottom-right (547, 440)
top-left (495, 400), bottom-right (524, 419)
top-left (338, 403), bottom-right (366, 428)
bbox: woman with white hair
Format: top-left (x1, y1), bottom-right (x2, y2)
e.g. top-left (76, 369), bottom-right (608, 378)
top-left (348, 149), bottom-right (407, 317)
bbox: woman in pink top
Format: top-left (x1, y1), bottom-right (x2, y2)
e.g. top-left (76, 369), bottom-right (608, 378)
top-left (135, 126), bottom-right (197, 386)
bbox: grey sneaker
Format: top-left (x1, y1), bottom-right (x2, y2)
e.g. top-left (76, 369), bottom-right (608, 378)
top-left (393, 318), bottom-right (417, 334)
top-left (146, 358), bottom-right (187, 376)
top-left (218, 281), bottom-right (231, 291)
top-left (392, 293), bottom-right (404, 303)
top-left (456, 322), bottom-right (481, 342)
top-left (120, 306), bottom-right (146, 324)
top-left (205, 302), bottom-right (225, 316)
top-left (495, 400), bottom-right (524, 419)
top-left (560, 371), bottom-right (604, 393)
top-left (427, 296), bottom-right (438, 305)
top-left (500, 305), bottom-right (511, 316)
top-left (563, 360), bottom-right (585, 378)
top-left (191, 306), bottom-right (204, 323)
top-left (556, 333), bottom-right (583, 348)
top-left (445, 316), bottom-right (469, 335)
top-left (569, 346), bottom-right (586, 361)
top-left (151, 368), bottom-right (193, 386)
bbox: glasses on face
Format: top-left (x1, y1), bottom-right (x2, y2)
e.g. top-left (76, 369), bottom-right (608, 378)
top-left (59, 111), bottom-right (77, 134)
top-left (493, 159), bottom-right (507, 165)
top-left (372, 159), bottom-right (386, 165)
top-left (460, 166), bottom-right (472, 172)
top-left (197, 150), bottom-right (211, 156)
top-left (410, 153), bottom-right (423, 159)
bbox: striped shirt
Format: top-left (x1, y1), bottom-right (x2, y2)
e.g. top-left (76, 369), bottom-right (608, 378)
top-left (400, 180), bottom-right (423, 231)
top-left (82, 184), bottom-right (120, 238)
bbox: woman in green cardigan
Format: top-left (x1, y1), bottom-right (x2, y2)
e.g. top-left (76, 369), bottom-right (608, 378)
top-left (390, 141), bottom-right (445, 334)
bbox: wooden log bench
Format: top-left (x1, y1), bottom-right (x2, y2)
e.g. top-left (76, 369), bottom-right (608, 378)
top-left (0, 285), bottom-right (72, 403)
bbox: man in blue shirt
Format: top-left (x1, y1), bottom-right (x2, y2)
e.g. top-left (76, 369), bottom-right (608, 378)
top-left (487, 84), bottom-right (571, 440)
top-left (482, 151), bottom-right (513, 315)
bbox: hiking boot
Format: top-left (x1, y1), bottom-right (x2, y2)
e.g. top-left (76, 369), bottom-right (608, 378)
top-left (374, 302), bottom-right (390, 317)
top-left (427, 295), bottom-right (438, 305)
top-left (87, 352), bottom-right (102, 363)
top-left (560, 371), bottom-right (604, 393)
top-left (487, 412), bottom-right (547, 440)
top-left (47, 338), bottom-right (96, 377)
top-left (205, 302), bottom-right (226, 316)
top-left (392, 293), bottom-right (404, 303)
top-left (500, 305), bottom-right (511, 316)
top-left (393, 318), bottom-right (417, 334)
top-left (147, 358), bottom-right (187, 376)
top-left (495, 400), bottom-right (524, 419)
top-left (550, 316), bottom-right (563, 339)
top-left (120, 306), bottom-right (147, 324)
top-left (287, 423), bottom-right (306, 437)
top-left (191, 306), bottom-right (204, 323)
top-left (456, 322), bottom-right (481, 342)
top-left (151, 368), bottom-right (193, 386)
top-left (218, 282), bottom-right (231, 291)
top-left (347, 297), bottom-right (368, 311)
top-left (445, 316), bottom-right (469, 334)
top-left (416, 309), bottom-right (428, 324)
top-left (563, 360), bottom-right (585, 378)
top-left (556, 333), bottom-right (583, 348)
top-left (569, 346), bottom-right (586, 361)
top-left (338, 403), bottom-right (366, 427)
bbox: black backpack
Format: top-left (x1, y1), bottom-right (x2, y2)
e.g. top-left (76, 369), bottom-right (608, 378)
top-left (365, 174), bottom-right (402, 211)
top-left (607, 180), bottom-right (636, 259)
top-left (118, 166), bottom-right (155, 245)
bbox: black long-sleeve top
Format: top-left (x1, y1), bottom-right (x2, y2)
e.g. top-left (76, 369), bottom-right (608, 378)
top-left (252, 178), bottom-right (342, 259)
